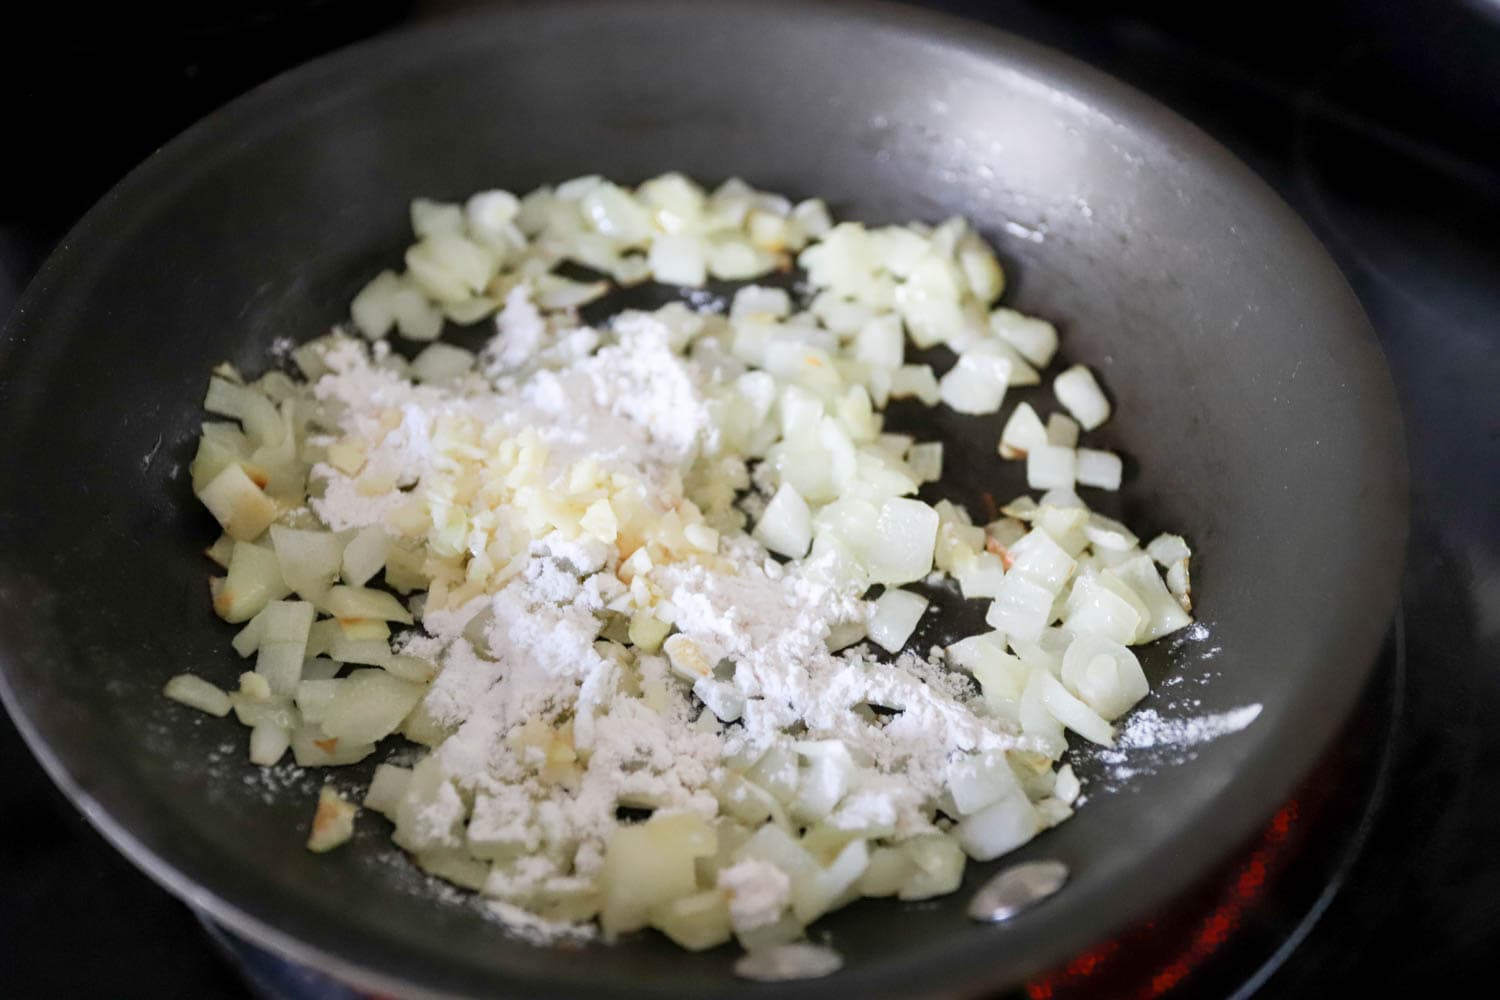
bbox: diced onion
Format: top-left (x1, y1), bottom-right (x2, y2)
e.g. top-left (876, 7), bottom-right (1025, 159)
top-left (410, 198), bottom-right (464, 239)
top-left (249, 722), bottom-right (291, 766)
top-left (198, 464), bottom-right (278, 543)
top-left (868, 589), bottom-right (928, 653)
top-left (939, 354), bottom-right (1011, 414)
top-left (1075, 447), bottom-right (1123, 490)
top-left (163, 674), bottom-right (232, 717)
top-left (650, 234), bottom-right (709, 286)
top-left (1026, 444), bottom-right (1076, 491)
top-left (410, 343), bottom-right (476, 383)
top-left (1045, 412), bottom-right (1080, 448)
top-left (906, 442), bottom-right (943, 483)
top-left (1146, 533), bottom-right (1191, 566)
top-left (1054, 364), bottom-right (1111, 430)
top-left (1035, 669), bottom-right (1114, 745)
top-left (986, 574), bottom-right (1055, 642)
top-left (954, 791), bottom-right (1041, 861)
top-left (1061, 634), bottom-right (1148, 720)
top-left (989, 308), bottom-right (1058, 367)
top-left (888, 364), bottom-right (941, 405)
top-left (753, 483), bottom-right (813, 559)
top-left (306, 785), bottom-right (357, 853)
top-left (999, 402), bottom-right (1047, 459)
top-left (864, 498), bottom-right (939, 585)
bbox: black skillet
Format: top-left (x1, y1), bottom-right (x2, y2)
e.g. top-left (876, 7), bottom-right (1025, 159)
top-left (0, 1), bottom-right (1407, 996)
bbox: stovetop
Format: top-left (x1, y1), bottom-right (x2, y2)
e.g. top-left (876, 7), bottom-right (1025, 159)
top-left (3, 1), bottom-right (1497, 997)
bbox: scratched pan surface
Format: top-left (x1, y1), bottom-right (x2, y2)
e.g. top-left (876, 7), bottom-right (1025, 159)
top-left (0, 2), bottom-right (1406, 996)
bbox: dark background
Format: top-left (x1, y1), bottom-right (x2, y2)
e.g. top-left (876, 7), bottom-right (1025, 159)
top-left (2, 1), bottom-right (1498, 996)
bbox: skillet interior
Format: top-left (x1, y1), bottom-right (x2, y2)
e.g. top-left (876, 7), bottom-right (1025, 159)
top-left (0, 2), bottom-right (1406, 996)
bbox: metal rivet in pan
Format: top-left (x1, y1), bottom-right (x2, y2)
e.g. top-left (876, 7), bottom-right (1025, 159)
top-left (967, 860), bottom-right (1070, 923)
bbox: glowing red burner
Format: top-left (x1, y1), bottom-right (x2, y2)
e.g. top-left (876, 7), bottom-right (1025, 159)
top-left (1026, 800), bottom-right (1304, 1000)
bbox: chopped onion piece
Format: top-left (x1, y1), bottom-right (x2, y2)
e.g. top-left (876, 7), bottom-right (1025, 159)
top-left (898, 833), bottom-right (966, 900)
top-left (320, 668), bottom-right (424, 744)
top-left (410, 198), bottom-right (464, 238)
top-left (1083, 513), bottom-right (1138, 552)
top-left (350, 270), bottom-right (403, 340)
top-left (864, 498), bottom-right (939, 585)
top-left (789, 740), bottom-right (857, 828)
top-left (1064, 574), bottom-right (1143, 645)
top-left (198, 464), bottom-right (278, 543)
top-left (163, 674), bottom-right (232, 717)
top-left (888, 364), bottom-right (941, 405)
top-left (1146, 533), bottom-right (1192, 566)
top-left (322, 585), bottom-right (414, 625)
top-left (1007, 528), bottom-right (1077, 593)
top-left (410, 342), bottom-right (476, 383)
top-left (954, 790), bottom-right (1041, 860)
top-left (650, 234), bottom-right (708, 286)
top-left (1019, 670), bottom-right (1068, 758)
top-left (650, 890), bottom-right (734, 952)
top-left (854, 313), bottom-right (905, 371)
top-left (999, 401), bottom-right (1047, 459)
top-left (1166, 559), bottom-right (1193, 612)
top-left (868, 589), bottom-right (928, 652)
top-left (958, 238), bottom-right (1005, 304)
top-left (1026, 444), bottom-right (1076, 491)
top-left (464, 189), bottom-right (521, 241)
top-left (1054, 765), bottom-right (1081, 804)
top-left (213, 542), bottom-right (290, 623)
top-left (792, 198), bottom-right (834, 238)
top-left (1075, 447), bottom-right (1123, 490)
top-left (1105, 554), bottom-right (1194, 642)
top-left (270, 526), bottom-right (342, 599)
top-left (1035, 669), bottom-right (1114, 746)
top-left (986, 573), bottom-right (1055, 642)
top-left (341, 525), bottom-right (390, 587)
top-left (637, 172), bottom-right (706, 232)
top-left (753, 483), bottom-right (813, 559)
top-left (391, 283), bottom-right (444, 341)
top-left (792, 837), bottom-right (867, 923)
top-left (406, 233), bottom-right (496, 304)
top-left (948, 633), bottom-right (1026, 709)
top-left (364, 763), bottom-right (413, 817)
top-left (1061, 633), bottom-right (1148, 721)
top-left (989, 308), bottom-right (1058, 367)
top-left (1054, 364), bottom-right (1111, 430)
top-left (296, 679), bottom-right (339, 724)
top-left (580, 182), bottom-right (652, 244)
top-left (249, 722), bottom-right (291, 766)
top-left (306, 785), bottom-right (357, 853)
top-left (1045, 412), bottom-right (1080, 448)
top-left (731, 285), bottom-right (792, 321)
top-left (939, 354), bottom-right (1011, 414)
top-left (947, 749), bottom-right (1021, 815)
top-left (955, 551), bottom-right (1007, 600)
top-left (906, 442), bottom-right (943, 483)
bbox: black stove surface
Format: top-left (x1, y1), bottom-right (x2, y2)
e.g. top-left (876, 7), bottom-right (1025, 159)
top-left (3, 2), bottom-right (1496, 997)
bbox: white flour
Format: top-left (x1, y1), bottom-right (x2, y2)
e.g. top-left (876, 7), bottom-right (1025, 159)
top-left (1088, 703), bottom-right (1263, 789)
top-left (300, 298), bottom-right (1031, 940)
top-left (1114, 704), bottom-right (1262, 750)
top-left (484, 900), bottom-right (596, 945)
top-left (718, 860), bottom-right (792, 931)
top-left (298, 291), bottom-right (1223, 945)
top-left (309, 304), bottom-right (717, 533)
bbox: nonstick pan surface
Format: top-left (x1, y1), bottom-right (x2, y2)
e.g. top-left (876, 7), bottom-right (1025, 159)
top-left (0, 2), bottom-right (1406, 996)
